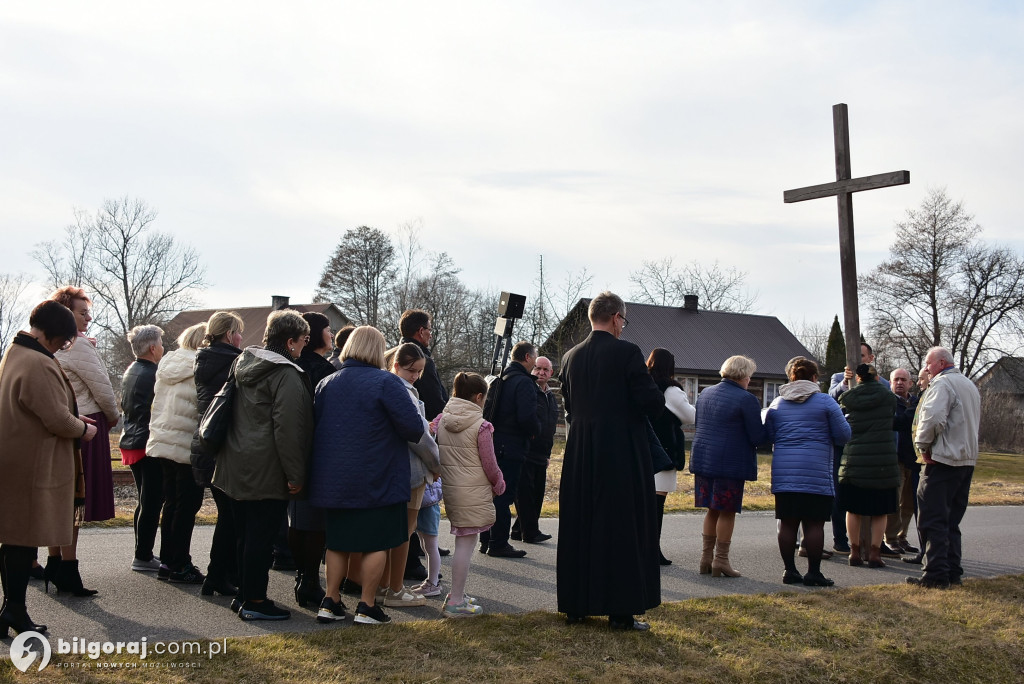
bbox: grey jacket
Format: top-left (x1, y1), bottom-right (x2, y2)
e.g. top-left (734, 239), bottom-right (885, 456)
top-left (914, 366), bottom-right (981, 467)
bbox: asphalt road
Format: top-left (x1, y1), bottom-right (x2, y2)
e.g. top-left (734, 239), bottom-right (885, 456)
top-left (3, 506), bottom-right (1022, 654)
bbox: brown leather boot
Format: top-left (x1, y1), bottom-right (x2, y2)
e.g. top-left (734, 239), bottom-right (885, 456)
top-left (699, 534), bottom-right (716, 575)
top-left (711, 540), bottom-right (741, 577)
top-left (849, 544), bottom-right (863, 567)
top-left (868, 545), bottom-right (886, 568)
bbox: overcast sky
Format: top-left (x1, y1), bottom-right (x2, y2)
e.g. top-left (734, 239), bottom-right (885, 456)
top-left (2, 1), bottom-right (1021, 333)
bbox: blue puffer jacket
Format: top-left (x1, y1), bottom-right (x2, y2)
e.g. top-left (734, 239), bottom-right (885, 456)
top-left (689, 379), bottom-right (767, 481)
top-left (765, 381), bottom-right (852, 496)
top-left (308, 359), bottom-right (425, 509)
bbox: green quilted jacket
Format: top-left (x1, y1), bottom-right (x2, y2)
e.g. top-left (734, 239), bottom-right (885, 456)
top-left (838, 380), bottom-right (898, 490)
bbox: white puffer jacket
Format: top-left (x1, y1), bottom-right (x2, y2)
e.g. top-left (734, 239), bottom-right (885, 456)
top-left (55, 333), bottom-right (119, 421)
top-left (146, 348), bottom-right (199, 465)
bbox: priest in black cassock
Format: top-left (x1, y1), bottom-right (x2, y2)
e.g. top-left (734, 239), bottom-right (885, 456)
top-left (557, 291), bottom-right (666, 631)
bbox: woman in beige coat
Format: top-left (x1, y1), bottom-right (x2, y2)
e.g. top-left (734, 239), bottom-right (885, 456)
top-left (0, 301), bottom-right (98, 636)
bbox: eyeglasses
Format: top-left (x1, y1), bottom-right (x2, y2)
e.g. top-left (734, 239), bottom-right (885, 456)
top-left (303, 336), bottom-right (310, 343)
top-left (617, 312), bottom-right (629, 329)
top-left (60, 337), bottom-right (76, 351)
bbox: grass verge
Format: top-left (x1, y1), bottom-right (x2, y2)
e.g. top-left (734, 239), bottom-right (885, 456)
top-left (4, 575), bottom-right (1023, 683)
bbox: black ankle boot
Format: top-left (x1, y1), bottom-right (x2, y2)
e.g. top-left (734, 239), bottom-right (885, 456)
top-left (43, 555), bottom-right (61, 593)
top-left (294, 570), bottom-right (325, 608)
top-left (53, 560), bottom-right (98, 597)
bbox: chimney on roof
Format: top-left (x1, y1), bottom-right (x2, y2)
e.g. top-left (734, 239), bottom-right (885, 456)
top-left (683, 294), bottom-right (698, 311)
top-left (271, 295), bottom-right (290, 310)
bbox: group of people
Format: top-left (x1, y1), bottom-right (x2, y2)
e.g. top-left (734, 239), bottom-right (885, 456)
top-left (0, 287), bottom-right (981, 638)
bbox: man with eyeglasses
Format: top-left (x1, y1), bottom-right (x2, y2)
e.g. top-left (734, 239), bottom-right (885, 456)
top-left (557, 291), bottom-right (664, 631)
top-left (511, 355), bottom-right (558, 545)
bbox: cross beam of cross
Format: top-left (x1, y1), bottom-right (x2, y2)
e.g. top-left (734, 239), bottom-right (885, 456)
top-left (784, 103), bottom-right (909, 382)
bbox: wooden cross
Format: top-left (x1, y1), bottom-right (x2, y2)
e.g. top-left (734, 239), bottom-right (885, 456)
top-left (784, 103), bottom-right (909, 382)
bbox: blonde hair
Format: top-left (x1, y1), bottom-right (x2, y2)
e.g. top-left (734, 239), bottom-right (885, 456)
top-left (340, 325), bottom-right (386, 369)
top-left (203, 311), bottom-right (244, 346)
top-left (720, 355), bottom-right (756, 381)
top-left (177, 323), bottom-right (207, 351)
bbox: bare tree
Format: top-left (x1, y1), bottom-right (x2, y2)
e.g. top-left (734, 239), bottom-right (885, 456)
top-left (861, 188), bottom-right (1024, 378)
top-left (784, 317), bottom-right (830, 365)
top-left (33, 197), bottom-right (207, 375)
top-left (629, 258), bottom-right (758, 312)
top-left (0, 273), bottom-right (31, 351)
top-left (315, 226), bottom-right (397, 329)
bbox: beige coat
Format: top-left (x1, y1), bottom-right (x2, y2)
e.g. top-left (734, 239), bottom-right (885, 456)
top-left (0, 336), bottom-right (88, 547)
top-left (146, 348), bottom-right (199, 465)
top-left (438, 397), bottom-right (494, 529)
top-left (55, 333), bottom-right (119, 421)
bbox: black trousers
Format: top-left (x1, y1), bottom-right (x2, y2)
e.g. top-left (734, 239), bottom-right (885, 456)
top-left (918, 462), bottom-right (974, 582)
top-left (129, 457), bottom-right (165, 562)
top-left (512, 460), bottom-right (548, 540)
top-left (830, 446), bottom-right (848, 546)
top-left (488, 457), bottom-right (523, 549)
top-left (231, 498), bottom-right (288, 602)
top-left (208, 487), bottom-right (237, 584)
top-left (158, 459), bottom-right (205, 571)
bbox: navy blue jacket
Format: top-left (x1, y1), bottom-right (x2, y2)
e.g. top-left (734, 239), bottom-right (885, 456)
top-left (689, 379), bottom-right (766, 481)
top-left (308, 359), bottom-right (424, 509)
top-left (491, 361), bottom-right (542, 463)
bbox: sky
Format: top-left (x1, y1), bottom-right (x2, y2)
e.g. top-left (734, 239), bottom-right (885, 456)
top-left (2, 1), bottom-right (1022, 333)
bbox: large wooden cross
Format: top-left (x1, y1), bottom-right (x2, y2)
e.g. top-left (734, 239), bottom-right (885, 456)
top-left (784, 103), bottom-right (909, 381)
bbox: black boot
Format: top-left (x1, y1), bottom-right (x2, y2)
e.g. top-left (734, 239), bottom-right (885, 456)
top-left (294, 570), bottom-right (325, 609)
top-left (0, 545), bottom-right (47, 636)
top-left (43, 554), bottom-right (61, 593)
top-left (53, 559), bottom-right (98, 597)
top-left (656, 494), bottom-right (671, 566)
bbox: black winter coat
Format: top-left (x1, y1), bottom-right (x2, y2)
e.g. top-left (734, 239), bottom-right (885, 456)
top-left (526, 387), bottom-right (559, 465)
top-left (491, 361), bottom-right (542, 463)
top-left (189, 342), bottom-right (241, 486)
top-left (120, 359), bottom-right (158, 450)
top-left (296, 347), bottom-right (337, 392)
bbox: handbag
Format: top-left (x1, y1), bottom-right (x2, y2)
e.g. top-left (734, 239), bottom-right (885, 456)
top-left (198, 374), bottom-right (236, 453)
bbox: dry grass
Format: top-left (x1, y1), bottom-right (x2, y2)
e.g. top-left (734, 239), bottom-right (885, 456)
top-left (5, 575), bottom-right (1023, 683)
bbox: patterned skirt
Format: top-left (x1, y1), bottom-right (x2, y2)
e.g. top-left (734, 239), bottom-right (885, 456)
top-left (694, 475), bottom-right (746, 513)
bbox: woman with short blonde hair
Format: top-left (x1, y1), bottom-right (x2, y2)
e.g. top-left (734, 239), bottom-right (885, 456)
top-left (340, 325), bottom-right (387, 369)
top-left (689, 355), bottom-right (765, 578)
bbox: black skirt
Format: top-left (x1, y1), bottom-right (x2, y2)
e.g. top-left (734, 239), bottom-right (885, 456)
top-left (837, 483), bottom-right (898, 516)
top-left (325, 501), bottom-right (407, 552)
top-left (774, 492), bottom-right (834, 521)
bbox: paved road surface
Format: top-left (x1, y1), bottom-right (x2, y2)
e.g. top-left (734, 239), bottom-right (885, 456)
top-left (2, 506), bottom-right (1021, 654)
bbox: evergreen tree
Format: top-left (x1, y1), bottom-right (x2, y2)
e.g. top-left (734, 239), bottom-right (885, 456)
top-left (821, 315), bottom-right (846, 392)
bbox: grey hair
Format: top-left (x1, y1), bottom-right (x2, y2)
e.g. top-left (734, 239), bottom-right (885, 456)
top-left (588, 291), bottom-right (625, 324)
top-left (127, 324), bottom-right (164, 357)
top-left (720, 355), bottom-right (756, 381)
top-left (926, 346), bottom-right (955, 366)
top-left (263, 310), bottom-right (310, 349)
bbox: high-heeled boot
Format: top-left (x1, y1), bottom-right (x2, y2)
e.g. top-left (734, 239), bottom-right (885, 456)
top-left (0, 546), bottom-right (47, 636)
top-left (699, 534), bottom-right (717, 574)
top-left (711, 540), bottom-right (741, 577)
top-left (43, 554), bottom-right (61, 593)
top-left (53, 559), bottom-right (98, 597)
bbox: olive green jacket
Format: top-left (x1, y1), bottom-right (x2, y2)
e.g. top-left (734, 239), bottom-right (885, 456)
top-left (212, 348), bottom-right (313, 501)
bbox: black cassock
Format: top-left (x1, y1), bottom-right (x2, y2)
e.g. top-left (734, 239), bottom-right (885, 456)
top-left (557, 330), bottom-right (665, 617)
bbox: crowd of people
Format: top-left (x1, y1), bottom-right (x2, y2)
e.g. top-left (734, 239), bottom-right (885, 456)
top-left (0, 288), bottom-right (981, 637)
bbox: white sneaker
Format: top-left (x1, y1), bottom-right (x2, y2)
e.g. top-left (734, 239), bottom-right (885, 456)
top-left (411, 580), bottom-right (442, 598)
top-left (384, 587), bottom-right (426, 607)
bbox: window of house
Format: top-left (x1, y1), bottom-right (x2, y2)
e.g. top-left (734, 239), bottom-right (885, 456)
top-left (764, 381), bottom-right (782, 406)
top-left (676, 376), bottom-right (698, 403)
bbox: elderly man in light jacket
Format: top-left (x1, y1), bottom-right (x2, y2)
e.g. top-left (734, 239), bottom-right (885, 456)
top-left (908, 346), bottom-right (981, 589)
